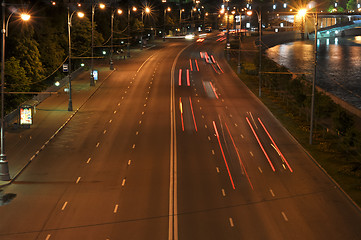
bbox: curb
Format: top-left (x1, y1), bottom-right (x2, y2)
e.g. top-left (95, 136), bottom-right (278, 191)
top-left (0, 69), bottom-right (115, 188)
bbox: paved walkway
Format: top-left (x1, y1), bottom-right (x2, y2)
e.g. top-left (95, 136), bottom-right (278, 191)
top-left (0, 43), bottom-right (161, 187)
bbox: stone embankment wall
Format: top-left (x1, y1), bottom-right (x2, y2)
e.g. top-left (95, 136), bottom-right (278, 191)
top-left (261, 31), bottom-right (361, 118)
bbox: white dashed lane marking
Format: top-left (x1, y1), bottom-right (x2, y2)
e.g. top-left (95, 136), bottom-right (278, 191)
top-left (61, 202), bottom-right (68, 211)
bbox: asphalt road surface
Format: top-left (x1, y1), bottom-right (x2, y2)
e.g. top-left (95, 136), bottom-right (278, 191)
top-left (0, 36), bottom-right (361, 240)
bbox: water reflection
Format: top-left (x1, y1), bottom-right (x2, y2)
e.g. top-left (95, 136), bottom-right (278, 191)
top-left (266, 37), bottom-right (361, 109)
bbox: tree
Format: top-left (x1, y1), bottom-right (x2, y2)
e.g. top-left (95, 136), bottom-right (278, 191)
top-left (37, 24), bottom-right (66, 77)
top-left (333, 109), bottom-right (354, 136)
top-left (2, 57), bottom-right (31, 113)
top-left (14, 28), bottom-right (45, 91)
top-left (71, 16), bottom-right (104, 57)
top-left (347, 0), bottom-right (357, 11)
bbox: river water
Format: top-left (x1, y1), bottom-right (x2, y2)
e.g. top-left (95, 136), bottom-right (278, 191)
top-left (266, 36), bottom-right (361, 110)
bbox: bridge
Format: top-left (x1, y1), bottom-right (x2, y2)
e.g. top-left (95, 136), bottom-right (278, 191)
top-left (274, 12), bottom-right (361, 38)
top-left (312, 19), bottom-right (361, 38)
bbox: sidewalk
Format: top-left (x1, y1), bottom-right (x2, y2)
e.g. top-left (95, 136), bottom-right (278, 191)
top-left (0, 41), bottom-right (166, 188)
top-left (0, 62), bottom-right (115, 187)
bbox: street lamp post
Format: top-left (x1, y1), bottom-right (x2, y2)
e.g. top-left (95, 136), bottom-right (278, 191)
top-left (140, 7), bottom-right (150, 50)
top-left (256, 10), bottom-right (262, 98)
top-left (310, 12), bottom-right (318, 145)
top-left (179, 8), bottom-right (184, 35)
top-left (90, 3), bottom-right (105, 87)
top-left (225, 1), bottom-right (230, 60)
top-left (67, 8), bottom-right (84, 112)
top-left (163, 7), bottom-right (171, 41)
top-left (237, 11), bottom-right (243, 74)
top-left (110, 8), bottom-right (122, 70)
top-left (127, 6), bottom-right (136, 58)
top-left (1, 1), bottom-right (30, 181)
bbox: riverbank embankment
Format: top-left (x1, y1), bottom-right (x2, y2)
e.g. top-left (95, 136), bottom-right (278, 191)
top-left (261, 31), bottom-right (361, 120)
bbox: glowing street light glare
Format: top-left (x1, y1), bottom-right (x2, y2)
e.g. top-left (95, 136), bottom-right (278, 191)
top-left (117, 9), bottom-right (123, 15)
top-left (220, 9), bottom-right (225, 14)
top-left (77, 12), bottom-right (85, 18)
top-left (167, 7), bottom-right (171, 12)
top-left (246, 10), bottom-right (253, 16)
top-left (298, 8), bottom-right (307, 17)
top-left (132, 6), bottom-right (137, 12)
top-left (20, 13), bottom-right (31, 21)
top-left (145, 7), bottom-right (151, 13)
top-left (99, 3), bottom-right (106, 9)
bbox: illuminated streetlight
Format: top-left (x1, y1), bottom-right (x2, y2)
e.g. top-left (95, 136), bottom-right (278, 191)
top-left (163, 6), bottom-right (171, 41)
top-left (179, 8), bottom-right (185, 34)
top-left (141, 6), bottom-right (151, 49)
top-left (110, 8), bottom-right (123, 70)
top-left (90, 3), bottom-right (106, 86)
top-left (1, 4), bottom-right (31, 180)
top-left (298, 8), bottom-right (307, 39)
top-left (20, 13), bottom-right (30, 21)
top-left (127, 6), bottom-right (137, 58)
top-left (77, 11), bottom-right (84, 18)
top-left (67, 8), bottom-right (84, 112)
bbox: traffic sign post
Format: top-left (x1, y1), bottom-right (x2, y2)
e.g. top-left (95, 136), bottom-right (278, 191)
top-left (63, 64), bottom-right (68, 72)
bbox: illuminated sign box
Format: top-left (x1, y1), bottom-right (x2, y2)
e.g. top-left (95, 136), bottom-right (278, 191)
top-left (19, 105), bottom-right (33, 125)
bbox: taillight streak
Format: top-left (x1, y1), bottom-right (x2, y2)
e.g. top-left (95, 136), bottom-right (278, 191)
top-left (178, 69), bottom-right (182, 86)
top-left (224, 122), bottom-right (254, 190)
top-left (213, 121), bottom-right (235, 189)
top-left (258, 118), bottom-right (293, 172)
top-left (189, 97), bottom-right (197, 132)
top-left (179, 97), bottom-right (184, 131)
top-left (216, 62), bottom-right (224, 73)
top-left (209, 82), bottom-right (219, 99)
top-left (246, 117), bottom-right (276, 172)
top-left (211, 64), bottom-right (219, 74)
top-left (186, 69), bottom-right (190, 86)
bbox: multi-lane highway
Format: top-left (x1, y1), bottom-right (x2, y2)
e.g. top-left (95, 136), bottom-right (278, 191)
top-left (0, 35), bottom-right (361, 240)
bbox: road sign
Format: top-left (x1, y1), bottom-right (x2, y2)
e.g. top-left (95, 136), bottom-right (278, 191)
top-left (63, 64), bottom-right (68, 72)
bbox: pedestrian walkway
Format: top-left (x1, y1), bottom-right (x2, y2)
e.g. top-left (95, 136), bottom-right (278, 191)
top-left (0, 41), bottom-right (163, 187)
top-left (0, 62), bottom-right (114, 186)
